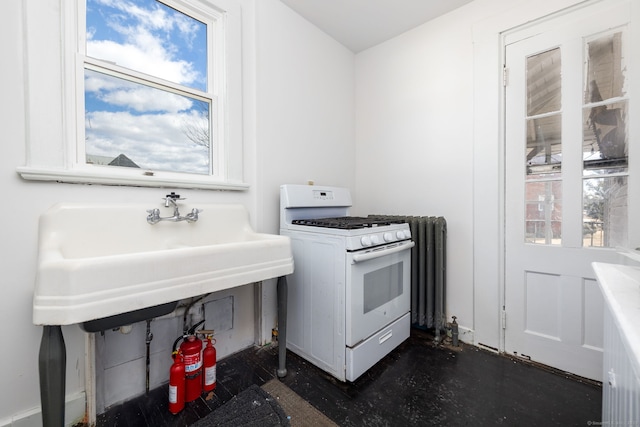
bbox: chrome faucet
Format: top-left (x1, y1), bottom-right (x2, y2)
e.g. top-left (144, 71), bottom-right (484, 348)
top-left (147, 192), bottom-right (201, 224)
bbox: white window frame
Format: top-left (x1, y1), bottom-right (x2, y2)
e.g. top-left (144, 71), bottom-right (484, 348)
top-left (18, 0), bottom-right (246, 190)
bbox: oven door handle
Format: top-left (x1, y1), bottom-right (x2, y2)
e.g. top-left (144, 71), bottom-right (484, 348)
top-left (351, 241), bottom-right (415, 264)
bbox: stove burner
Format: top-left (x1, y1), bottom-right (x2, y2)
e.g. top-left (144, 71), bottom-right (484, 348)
top-left (292, 216), bottom-right (405, 230)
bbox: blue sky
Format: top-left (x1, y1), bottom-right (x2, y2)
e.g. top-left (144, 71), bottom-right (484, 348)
top-left (84, 0), bottom-right (211, 174)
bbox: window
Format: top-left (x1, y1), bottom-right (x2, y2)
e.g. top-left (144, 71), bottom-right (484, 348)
top-left (18, 0), bottom-right (245, 190)
top-left (521, 28), bottom-right (629, 248)
top-left (84, 0), bottom-right (212, 175)
top-left (524, 48), bottom-right (563, 245)
top-left (581, 31), bottom-right (628, 247)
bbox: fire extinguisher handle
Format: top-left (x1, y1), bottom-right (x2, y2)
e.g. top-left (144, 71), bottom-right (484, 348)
top-left (172, 336), bottom-right (184, 353)
top-left (186, 319), bottom-right (205, 335)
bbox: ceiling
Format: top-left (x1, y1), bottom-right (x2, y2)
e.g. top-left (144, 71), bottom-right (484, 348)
top-left (279, 0), bottom-right (475, 52)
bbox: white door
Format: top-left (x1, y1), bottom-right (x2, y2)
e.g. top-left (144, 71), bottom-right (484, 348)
top-left (505, 0), bottom-right (634, 381)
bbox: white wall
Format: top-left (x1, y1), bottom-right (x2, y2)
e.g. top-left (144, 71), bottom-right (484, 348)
top-left (254, 0), bottom-right (355, 233)
top-left (253, 0), bottom-right (356, 341)
top-left (0, 0), bottom-right (354, 424)
top-left (354, 5), bottom-right (475, 342)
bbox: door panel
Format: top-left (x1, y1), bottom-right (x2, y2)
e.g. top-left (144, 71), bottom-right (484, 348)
top-left (504, 0), bottom-right (632, 381)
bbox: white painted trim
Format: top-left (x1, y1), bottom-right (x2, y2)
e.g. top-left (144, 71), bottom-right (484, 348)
top-left (471, 0), bottom-right (591, 353)
top-left (457, 325), bottom-right (475, 345)
top-left (0, 391), bottom-right (86, 427)
top-left (18, 0), bottom-right (246, 190)
top-left (16, 165), bottom-right (249, 191)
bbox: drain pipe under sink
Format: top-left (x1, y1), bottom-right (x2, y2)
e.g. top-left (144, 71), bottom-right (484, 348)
top-left (145, 320), bottom-right (153, 394)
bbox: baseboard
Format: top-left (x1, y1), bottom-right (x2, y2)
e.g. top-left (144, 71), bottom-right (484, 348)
top-left (0, 391), bottom-right (85, 427)
top-left (458, 325), bottom-right (474, 344)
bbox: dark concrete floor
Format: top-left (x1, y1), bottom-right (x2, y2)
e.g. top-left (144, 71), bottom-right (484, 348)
top-left (97, 330), bottom-right (602, 426)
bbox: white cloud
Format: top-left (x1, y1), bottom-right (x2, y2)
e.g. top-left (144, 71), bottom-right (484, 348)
top-left (87, 38), bottom-right (199, 86)
top-left (84, 70), bottom-right (129, 92)
top-left (103, 84), bottom-right (193, 113)
top-left (85, 69), bottom-right (195, 113)
top-left (85, 110), bottom-right (210, 173)
top-left (87, 0), bottom-right (203, 87)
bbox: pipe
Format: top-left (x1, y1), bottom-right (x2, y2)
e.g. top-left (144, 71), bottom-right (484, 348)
top-left (451, 316), bottom-right (459, 347)
top-left (182, 295), bottom-right (210, 333)
top-left (145, 320), bottom-right (153, 394)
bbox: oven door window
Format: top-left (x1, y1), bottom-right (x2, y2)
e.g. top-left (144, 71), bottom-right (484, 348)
top-left (363, 263), bottom-right (403, 314)
top-left (346, 248), bottom-right (411, 347)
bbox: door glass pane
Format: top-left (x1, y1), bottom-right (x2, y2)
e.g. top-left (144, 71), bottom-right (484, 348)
top-left (583, 31), bottom-right (628, 175)
top-left (526, 114), bottom-right (562, 178)
top-left (584, 32), bottom-right (625, 101)
top-left (526, 48), bottom-right (562, 181)
top-left (583, 101), bottom-right (628, 173)
top-left (527, 48), bottom-right (561, 116)
top-left (583, 176), bottom-right (628, 247)
top-left (525, 181), bottom-right (562, 245)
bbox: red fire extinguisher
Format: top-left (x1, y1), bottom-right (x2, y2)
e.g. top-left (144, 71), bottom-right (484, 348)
top-left (180, 333), bottom-right (203, 402)
top-left (168, 351), bottom-right (185, 414)
top-left (203, 335), bottom-right (217, 392)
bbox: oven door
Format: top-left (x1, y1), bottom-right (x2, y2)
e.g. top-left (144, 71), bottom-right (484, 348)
top-left (345, 240), bottom-right (414, 347)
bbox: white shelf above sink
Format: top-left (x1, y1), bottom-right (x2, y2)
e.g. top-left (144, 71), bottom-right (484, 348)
top-left (33, 202), bottom-right (294, 327)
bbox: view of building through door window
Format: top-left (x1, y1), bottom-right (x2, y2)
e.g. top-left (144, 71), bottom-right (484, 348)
top-left (525, 48), bottom-right (562, 245)
top-left (524, 30), bottom-right (629, 248)
top-left (582, 30), bottom-right (628, 248)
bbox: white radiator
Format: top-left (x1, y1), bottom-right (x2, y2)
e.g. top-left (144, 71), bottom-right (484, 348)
top-left (602, 299), bottom-right (640, 423)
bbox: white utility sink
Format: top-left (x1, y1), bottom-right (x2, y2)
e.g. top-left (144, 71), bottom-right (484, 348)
top-left (32, 202), bottom-right (294, 330)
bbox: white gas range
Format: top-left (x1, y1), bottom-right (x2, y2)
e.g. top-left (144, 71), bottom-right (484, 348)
top-left (280, 184), bottom-right (414, 381)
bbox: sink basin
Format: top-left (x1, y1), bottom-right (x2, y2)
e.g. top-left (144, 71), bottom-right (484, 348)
top-left (32, 202), bottom-right (294, 327)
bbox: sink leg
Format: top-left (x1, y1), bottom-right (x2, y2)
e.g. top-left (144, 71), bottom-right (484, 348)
top-left (277, 276), bottom-right (287, 378)
top-left (39, 326), bottom-right (66, 427)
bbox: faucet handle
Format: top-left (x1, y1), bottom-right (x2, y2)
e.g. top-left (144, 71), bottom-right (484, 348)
top-left (146, 208), bottom-right (161, 224)
top-left (186, 208), bottom-right (201, 223)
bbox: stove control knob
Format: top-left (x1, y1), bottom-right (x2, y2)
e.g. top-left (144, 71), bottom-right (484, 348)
top-left (360, 236), bottom-right (372, 247)
top-left (370, 235), bottom-right (380, 245)
top-left (396, 231), bottom-right (406, 240)
top-left (383, 232), bottom-right (394, 242)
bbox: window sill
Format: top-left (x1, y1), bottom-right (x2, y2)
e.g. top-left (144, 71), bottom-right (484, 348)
top-left (16, 166), bottom-right (249, 191)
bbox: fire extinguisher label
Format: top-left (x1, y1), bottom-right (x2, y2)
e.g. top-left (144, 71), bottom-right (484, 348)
top-left (205, 364), bottom-right (216, 386)
top-left (183, 355), bottom-right (202, 373)
top-left (169, 385), bottom-right (178, 404)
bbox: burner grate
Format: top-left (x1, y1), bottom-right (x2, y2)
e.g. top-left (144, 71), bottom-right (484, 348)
top-left (292, 216), bottom-right (405, 230)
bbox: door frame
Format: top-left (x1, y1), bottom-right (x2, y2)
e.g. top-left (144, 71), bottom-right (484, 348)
top-left (471, 0), bottom-right (640, 354)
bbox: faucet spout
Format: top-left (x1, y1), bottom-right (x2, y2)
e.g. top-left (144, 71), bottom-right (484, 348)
top-left (164, 192), bottom-right (181, 207)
